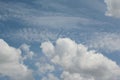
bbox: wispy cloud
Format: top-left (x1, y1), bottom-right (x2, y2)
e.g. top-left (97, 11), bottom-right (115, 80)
top-left (24, 16), bottom-right (103, 29)
top-left (8, 28), bottom-right (59, 43)
top-left (87, 32), bottom-right (120, 53)
top-left (0, 2), bottom-right (37, 21)
top-left (0, 1), bottom-right (107, 44)
top-left (0, 0), bottom-right (105, 27)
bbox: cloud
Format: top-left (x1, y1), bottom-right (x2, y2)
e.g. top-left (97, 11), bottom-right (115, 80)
top-left (0, 1), bottom-right (40, 21)
top-left (0, 1), bottom-right (104, 29)
top-left (20, 43), bottom-right (34, 60)
top-left (88, 32), bottom-right (120, 52)
top-left (104, 0), bottom-right (120, 18)
top-left (35, 62), bottom-right (55, 74)
top-left (0, 39), bottom-right (34, 80)
top-left (24, 16), bottom-right (102, 29)
top-left (42, 73), bottom-right (59, 80)
top-left (0, 1), bottom-right (106, 44)
top-left (41, 38), bottom-right (120, 80)
top-left (10, 28), bottom-right (59, 43)
top-left (61, 71), bottom-right (94, 80)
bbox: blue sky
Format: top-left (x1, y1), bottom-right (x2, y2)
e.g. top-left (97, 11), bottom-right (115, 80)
top-left (1, 0), bottom-right (120, 80)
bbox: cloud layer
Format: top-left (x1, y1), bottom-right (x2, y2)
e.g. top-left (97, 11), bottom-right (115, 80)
top-left (41, 38), bottom-right (120, 80)
top-left (0, 39), bottom-right (33, 80)
top-left (88, 33), bottom-right (120, 52)
top-left (105, 0), bottom-right (120, 18)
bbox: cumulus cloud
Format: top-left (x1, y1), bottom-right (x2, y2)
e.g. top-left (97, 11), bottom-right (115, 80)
top-left (42, 73), bottom-right (59, 80)
top-left (20, 43), bottom-right (34, 60)
top-left (61, 71), bottom-right (94, 80)
top-left (41, 38), bottom-right (120, 80)
top-left (88, 33), bottom-right (120, 52)
top-left (104, 0), bottom-right (120, 17)
top-left (0, 39), bottom-right (34, 80)
top-left (35, 62), bottom-right (55, 74)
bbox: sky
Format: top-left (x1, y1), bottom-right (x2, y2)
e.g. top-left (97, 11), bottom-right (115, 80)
top-left (1, 0), bottom-right (120, 80)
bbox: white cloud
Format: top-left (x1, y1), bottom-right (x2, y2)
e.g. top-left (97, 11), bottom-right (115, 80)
top-left (41, 38), bottom-right (120, 80)
top-left (9, 28), bottom-right (58, 43)
top-left (0, 2), bottom-right (39, 21)
top-left (25, 16), bottom-right (101, 29)
top-left (20, 43), bottom-right (34, 60)
top-left (42, 73), bottom-right (59, 80)
top-left (61, 71), bottom-right (94, 80)
top-left (41, 41), bottom-right (55, 58)
top-left (35, 62), bottom-right (55, 74)
top-left (104, 0), bottom-right (120, 18)
top-left (88, 33), bottom-right (120, 52)
top-left (0, 1), bottom-right (106, 44)
top-left (0, 1), bottom-right (103, 28)
top-left (0, 39), bottom-right (34, 80)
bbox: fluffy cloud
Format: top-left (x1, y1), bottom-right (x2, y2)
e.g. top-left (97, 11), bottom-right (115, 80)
top-left (35, 62), bottom-right (55, 74)
top-left (104, 0), bottom-right (120, 17)
top-left (42, 73), bottom-right (59, 80)
top-left (41, 38), bottom-right (120, 80)
top-left (0, 39), bottom-right (34, 80)
top-left (88, 33), bottom-right (120, 52)
top-left (20, 43), bottom-right (34, 60)
top-left (61, 71), bottom-right (94, 80)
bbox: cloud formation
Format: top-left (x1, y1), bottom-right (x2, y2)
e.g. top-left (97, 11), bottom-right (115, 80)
top-left (88, 33), bottom-right (120, 52)
top-left (25, 16), bottom-right (101, 29)
top-left (20, 43), bottom-right (34, 60)
top-left (105, 0), bottom-right (120, 18)
top-left (35, 62), bottom-right (55, 74)
top-left (11, 28), bottom-right (58, 43)
top-left (0, 39), bottom-right (34, 80)
top-left (61, 71), bottom-right (94, 80)
top-left (42, 73), bottom-right (59, 80)
top-left (41, 38), bottom-right (120, 80)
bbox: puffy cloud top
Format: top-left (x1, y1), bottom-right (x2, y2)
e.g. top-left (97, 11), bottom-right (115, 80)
top-left (41, 38), bottom-right (120, 80)
top-left (0, 39), bottom-right (33, 80)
